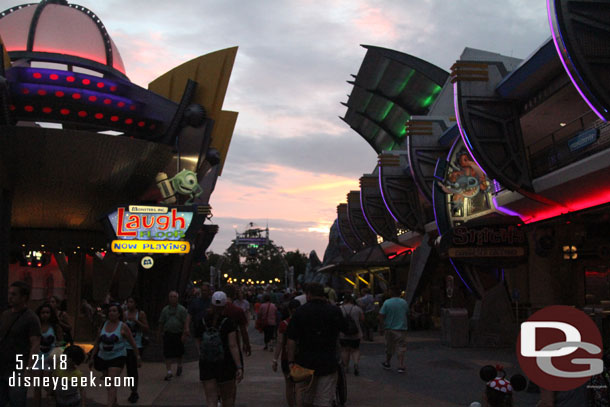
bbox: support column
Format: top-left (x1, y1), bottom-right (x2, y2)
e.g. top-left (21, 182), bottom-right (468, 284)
top-left (0, 189), bottom-right (12, 309)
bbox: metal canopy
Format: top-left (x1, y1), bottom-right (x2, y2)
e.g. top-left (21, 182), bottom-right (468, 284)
top-left (346, 190), bottom-right (378, 247)
top-left (359, 174), bottom-right (398, 242)
top-left (341, 45), bottom-right (449, 153)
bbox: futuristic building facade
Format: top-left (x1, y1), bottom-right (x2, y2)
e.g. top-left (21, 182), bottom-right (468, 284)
top-left (0, 0), bottom-right (238, 334)
top-left (326, 0), bottom-right (610, 346)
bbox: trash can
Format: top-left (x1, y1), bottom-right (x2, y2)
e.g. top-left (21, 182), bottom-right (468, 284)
top-left (441, 308), bottom-right (469, 347)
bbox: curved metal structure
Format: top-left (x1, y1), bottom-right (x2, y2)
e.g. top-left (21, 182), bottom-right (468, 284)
top-left (336, 204), bottom-right (360, 252)
top-left (346, 191), bottom-right (377, 247)
top-left (359, 175), bottom-right (398, 242)
top-left (406, 117), bottom-right (452, 203)
top-left (452, 61), bottom-right (533, 192)
top-left (548, 0), bottom-right (610, 122)
top-left (341, 45), bottom-right (449, 153)
top-left (378, 153), bottom-right (425, 233)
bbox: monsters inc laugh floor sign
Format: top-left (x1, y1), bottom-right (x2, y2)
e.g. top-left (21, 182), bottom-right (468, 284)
top-left (104, 205), bottom-right (207, 254)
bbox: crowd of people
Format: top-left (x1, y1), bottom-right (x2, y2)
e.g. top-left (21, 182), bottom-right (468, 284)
top-left (1, 279), bottom-right (609, 407)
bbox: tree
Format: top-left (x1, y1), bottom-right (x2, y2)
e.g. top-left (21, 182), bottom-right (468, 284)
top-left (284, 250), bottom-right (308, 281)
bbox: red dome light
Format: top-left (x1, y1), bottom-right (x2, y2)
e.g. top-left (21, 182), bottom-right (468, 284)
top-left (103, 98), bottom-right (111, 105)
top-left (55, 91), bottom-right (64, 97)
top-left (78, 111), bottom-right (87, 117)
top-left (88, 96), bottom-right (97, 102)
top-left (9, 105), bottom-right (15, 111)
top-left (97, 82), bottom-right (105, 88)
top-left (72, 93), bottom-right (81, 100)
top-left (66, 76), bottom-right (75, 83)
top-left (117, 101), bottom-right (125, 108)
top-left (82, 78), bottom-right (91, 85)
top-left (110, 86), bottom-right (117, 92)
top-left (130, 105), bottom-right (136, 111)
top-left (37, 89), bottom-right (47, 96)
top-left (110, 115), bottom-right (119, 122)
top-left (149, 124), bottom-right (156, 130)
top-left (22, 88), bottom-right (29, 94)
top-left (60, 108), bottom-right (70, 115)
top-left (94, 113), bottom-right (103, 119)
top-left (49, 74), bottom-right (59, 80)
top-left (24, 105), bottom-right (34, 112)
top-left (32, 72), bottom-right (42, 79)
top-left (137, 121), bottom-right (145, 127)
top-left (42, 107), bottom-right (52, 113)
top-left (125, 118), bottom-right (133, 124)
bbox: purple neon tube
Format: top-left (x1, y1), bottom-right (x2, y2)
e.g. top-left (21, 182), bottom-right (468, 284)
top-left (453, 82), bottom-right (489, 176)
top-left (546, 0), bottom-right (607, 121)
top-left (378, 166), bottom-right (400, 223)
top-left (360, 188), bottom-right (381, 237)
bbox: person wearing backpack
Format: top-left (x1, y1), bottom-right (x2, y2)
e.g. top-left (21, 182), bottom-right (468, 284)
top-left (339, 293), bottom-right (364, 376)
top-left (194, 291), bottom-right (243, 407)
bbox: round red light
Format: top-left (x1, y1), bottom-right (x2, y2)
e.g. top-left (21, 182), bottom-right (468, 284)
top-left (24, 105), bottom-right (34, 112)
top-left (55, 91), bottom-right (64, 97)
top-left (42, 107), bottom-right (52, 113)
top-left (94, 113), bottom-right (103, 119)
top-left (97, 82), bottom-right (105, 88)
top-left (9, 105), bottom-right (15, 111)
top-left (88, 96), bottom-right (97, 102)
top-left (37, 89), bottom-right (47, 96)
top-left (117, 101), bottom-right (125, 108)
top-left (137, 121), bottom-right (145, 127)
top-left (66, 76), bottom-right (75, 82)
top-left (103, 98), bottom-right (111, 105)
top-left (125, 118), bottom-right (133, 124)
top-left (82, 78), bottom-right (91, 85)
top-left (22, 88), bottom-right (29, 94)
top-left (49, 74), bottom-right (59, 80)
top-left (110, 115), bottom-right (119, 122)
top-left (32, 72), bottom-right (42, 79)
top-left (78, 111), bottom-right (87, 117)
top-left (72, 93), bottom-right (81, 100)
top-left (130, 105), bottom-right (136, 111)
top-left (60, 108), bottom-right (70, 115)
top-left (110, 86), bottom-right (117, 92)
top-left (149, 124), bottom-right (156, 130)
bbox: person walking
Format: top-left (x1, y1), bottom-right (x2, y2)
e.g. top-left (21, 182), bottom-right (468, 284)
top-left (357, 287), bottom-right (375, 341)
top-left (89, 303), bottom-right (140, 407)
top-left (158, 291), bottom-right (188, 380)
top-left (233, 288), bottom-right (251, 321)
top-left (194, 291), bottom-right (243, 407)
top-left (124, 296), bottom-right (149, 403)
top-left (272, 299), bottom-right (301, 407)
top-left (257, 294), bottom-right (277, 351)
top-left (339, 294), bottom-right (364, 376)
top-left (0, 281), bottom-right (41, 407)
top-left (185, 284), bottom-right (211, 339)
top-left (379, 286), bottom-right (409, 373)
top-left (286, 282), bottom-right (347, 407)
top-left (34, 302), bottom-right (63, 407)
top-left (49, 295), bottom-right (73, 345)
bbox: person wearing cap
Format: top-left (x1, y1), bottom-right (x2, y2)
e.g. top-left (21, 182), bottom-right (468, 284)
top-left (193, 291), bottom-right (243, 407)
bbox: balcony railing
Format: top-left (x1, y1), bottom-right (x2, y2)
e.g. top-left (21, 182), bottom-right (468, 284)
top-left (528, 112), bottom-right (610, 179)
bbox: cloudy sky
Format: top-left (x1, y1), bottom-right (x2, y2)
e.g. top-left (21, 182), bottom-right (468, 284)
top-left (53, 0), bottom-right (550, 255)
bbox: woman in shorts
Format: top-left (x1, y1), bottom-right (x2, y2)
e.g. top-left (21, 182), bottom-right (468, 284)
top-left (194, 291), bottom-right (243, 407)
top-left (89, 303), bottom-right (140, 407)
top-left (34, 302), bottom-right (63, 406)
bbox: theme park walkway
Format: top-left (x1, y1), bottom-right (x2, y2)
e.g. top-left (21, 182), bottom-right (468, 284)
top-left (28, 329), bottom-right (541, 406)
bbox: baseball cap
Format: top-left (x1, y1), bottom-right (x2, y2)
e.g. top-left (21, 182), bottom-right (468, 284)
top-left (211, 291), bottom-right (227, 307)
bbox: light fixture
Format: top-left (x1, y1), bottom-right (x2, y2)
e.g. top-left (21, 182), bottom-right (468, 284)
top-left (560, 122), bottom-right (566, 127)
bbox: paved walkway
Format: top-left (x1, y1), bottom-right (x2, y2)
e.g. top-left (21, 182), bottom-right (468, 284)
top-left (26, 329), bottom-right (541, 406)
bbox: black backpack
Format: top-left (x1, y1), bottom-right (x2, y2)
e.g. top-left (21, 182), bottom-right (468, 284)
top-left (199, 317), bottom-right (227, 363)
top-left (342, 306), bottom-right (359, 336)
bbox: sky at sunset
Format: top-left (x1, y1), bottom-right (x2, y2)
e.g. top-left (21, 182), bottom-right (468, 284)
top-left (19, 0), bottom-right (551, 256)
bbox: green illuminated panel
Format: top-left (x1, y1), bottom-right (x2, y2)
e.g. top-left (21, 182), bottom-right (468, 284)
top-left (380, 101), bottom-right (394, 121)
top-left (396, 69), bottom-right (416, 95)
top-left (420, 84), bottom-right (443, 108)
